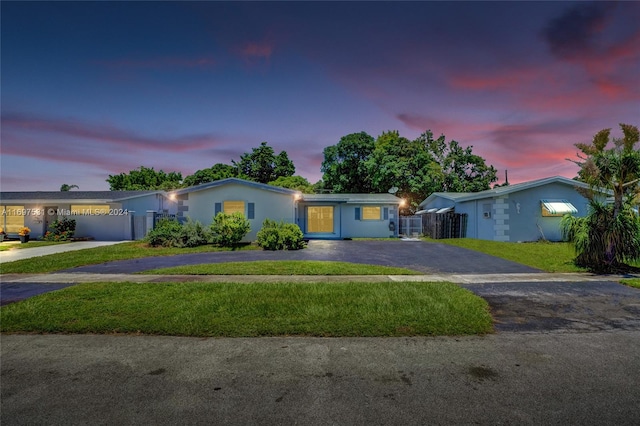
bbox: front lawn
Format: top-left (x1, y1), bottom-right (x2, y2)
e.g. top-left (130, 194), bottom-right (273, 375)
top-left (433, 239), bottom-right (586, 273)
top-left (0, 281), bottom-right (493, 337)
top-left (143, 260), bottom-right (420, 275)
top-left (0, 242), bottom-right (258, 274)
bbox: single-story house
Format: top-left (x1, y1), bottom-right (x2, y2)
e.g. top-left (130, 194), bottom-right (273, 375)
top-left (417, 176), bottom-right (598, 242)
top-left (0, 190), bottom-right (172, 240)
top-left (170, 178), bottom-right (403, 241)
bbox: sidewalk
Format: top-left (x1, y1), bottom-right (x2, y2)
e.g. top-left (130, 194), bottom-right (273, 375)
top-left (0, 241), bottom-right (128, 262)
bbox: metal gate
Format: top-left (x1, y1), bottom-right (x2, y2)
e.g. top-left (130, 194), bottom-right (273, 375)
top-left (399, 216), bottom-right (423, 237)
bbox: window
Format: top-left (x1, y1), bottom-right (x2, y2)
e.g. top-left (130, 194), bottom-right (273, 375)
top-left (2, 205), bottom-right (25, 233)
top-left (308, 206), bottom-right (333, 233)
top-left (362, 206), bottom-right (381, 220)
top-left (541, 199), bottom-right (578, 217)
top-left (71, 205), bottom-right (109, 215)
top-left (223, 201), bottom-right (245, 215)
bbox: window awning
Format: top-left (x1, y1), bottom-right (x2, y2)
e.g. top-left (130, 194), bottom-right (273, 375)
top-left (540, 199), bottom-right (578, 215)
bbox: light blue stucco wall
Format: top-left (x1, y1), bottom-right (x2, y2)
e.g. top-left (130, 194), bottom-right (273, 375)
top-left (180, 183), bottom-right (297, 241)
top-left (423, 182), bottom-right (591, 242)
top-left (297, 202), bottom-right (399, 239)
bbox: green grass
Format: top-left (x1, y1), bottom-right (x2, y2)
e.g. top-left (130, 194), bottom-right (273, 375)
top-left (0, 242), bottom-right (258, 274)
top-left (0, 281), bottom-right (493, 337)
top-left (431, 238), bottom-right (587, 273)
top-left (621, 279), bottom-right (640, 289)
top-left (143, 260), bottom-right (420, 275)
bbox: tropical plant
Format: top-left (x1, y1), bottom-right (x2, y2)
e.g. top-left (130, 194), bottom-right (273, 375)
top-left (564, 123), bottom-right (640, 271)
top-left (43, 217), bottom-right (76, 241)
top-left (18, 226), bottom-right (31, 236)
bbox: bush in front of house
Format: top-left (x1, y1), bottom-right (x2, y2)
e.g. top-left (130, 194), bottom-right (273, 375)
top-left (146, 218), bottom-right (184, 247)
top-left (210, 212), bottom-right (251, 247)
top-left (146, 218), bottom-right (212, 248)
top-left (43, 217), bottom-right (76, 241)
top-left (256, 219), bottom-right (306, 250)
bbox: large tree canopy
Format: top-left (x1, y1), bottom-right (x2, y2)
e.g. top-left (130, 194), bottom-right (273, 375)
top-left (563, 123), bottom-right (640, 271)
top-left (233, 142), bottom-right (295, 184)
top-left (107, 166), bottom-right (183, 191)
top-left (182, 163), bottom-right (237, 187)
top-left (322, 129), bottom-right (497, 213)
top-left (268, 175), bottom-right (315, 193)
top-left (321, 132), bottom-right (376, 193)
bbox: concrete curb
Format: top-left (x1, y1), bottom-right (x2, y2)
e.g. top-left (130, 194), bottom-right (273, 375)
top-left (1, 272), bottom-right (634, 284)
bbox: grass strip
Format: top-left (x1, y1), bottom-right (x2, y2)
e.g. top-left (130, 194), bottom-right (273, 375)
top-left (0, 281), bottom-right (493, 337)
top-left (143, 260), bottom-right (421, 275)
top-left (0, 242), bottom-right (258, 274)
top-left (620, 279), bottom-right (640, 289)
top-left (432, 238), bottom-right (587, 273)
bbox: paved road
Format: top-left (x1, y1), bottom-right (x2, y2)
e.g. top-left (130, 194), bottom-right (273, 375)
top-left (2, 332), bottom-right (640, 425)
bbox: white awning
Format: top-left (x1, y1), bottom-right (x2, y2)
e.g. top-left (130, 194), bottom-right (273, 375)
top-left (541, 199), bottom-right (578, 215)
top-left (435, 207), bottom-right (453, 214)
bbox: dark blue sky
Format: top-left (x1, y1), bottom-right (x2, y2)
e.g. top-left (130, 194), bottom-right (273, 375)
top-left (2, 1), bottom-right (639, 191)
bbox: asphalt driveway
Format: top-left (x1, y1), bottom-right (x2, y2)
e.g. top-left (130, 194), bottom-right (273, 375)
top-left (61, 240), bottom-right (543, 274)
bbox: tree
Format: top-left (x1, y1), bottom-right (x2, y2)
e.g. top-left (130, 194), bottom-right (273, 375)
top-left (365, 131), bottom-right (441, 213)
top-left (107, 166), bottom-right (183, 190)
top-left (268, 175), bottom-right (315, 193)
top-left (563, 123), bottom-right (640, 271)
top-left (233, 142), bottom-right (295, 184)
top-left (415, 130), bottom-right (497, 193)
top-left (183, 164), bottom-right (237, 187)
top-left (60, 184), bottom-right (79, 191)
top-left (321, 132), bottom-right (375, 193)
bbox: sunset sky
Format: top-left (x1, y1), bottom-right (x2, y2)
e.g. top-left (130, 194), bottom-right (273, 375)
top-left (2, 1), bottom-right (639, 191)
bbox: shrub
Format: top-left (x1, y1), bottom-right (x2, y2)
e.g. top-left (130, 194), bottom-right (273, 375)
top-left (210, 212), bottom-right (251, 247)
top-left (256, 219), bottom-right (306, 250)
top-left (146, 218), bottom-right (183, 247)
top-left (43, 218), bottom-right (75, 241)
top-left (180, 218), bottom-right (211, 248)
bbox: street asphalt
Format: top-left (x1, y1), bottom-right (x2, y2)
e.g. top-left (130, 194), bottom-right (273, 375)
top-left (2, 239), bottom-right (640, 424)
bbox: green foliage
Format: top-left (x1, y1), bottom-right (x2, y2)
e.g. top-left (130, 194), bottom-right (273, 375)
top-left (210, 212), bottom-right (251, 246)
top-left (321, 130), bottom-right (497, 213)
top-left (145, 218), bottom-right (184, 247)
top-left (321, 131), bottom-right (376, 193)
top-left (561, 203), bottom-right (640, 272)
top-left (567, 123), bottom-right (640, 271)
top-left (107, 166), bottom-right (182, 190)
top-left (268, 175), bottom-right (315, 193)
top-left (183, 164), bottom-right (236, 187)
top-left (43, 217), bottom-right (76, 241)
top-left (232, 142), bottom-right (295, 184)
top-left (146, 218), bottom-right (211, 248)
top-left (256, 219), bottom-right (306, 250)
top-left (59, 184), bottom-right (78, 191)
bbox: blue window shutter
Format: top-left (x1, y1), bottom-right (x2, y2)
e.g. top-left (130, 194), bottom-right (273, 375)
top-left (383, 207), bottom-right (389, 220)
top-left (355, 207), bottom-right (361, 220)
top-left (248, 203), bottom-right (255, 219)
top-left (214, 203), bottom-right (222, 215)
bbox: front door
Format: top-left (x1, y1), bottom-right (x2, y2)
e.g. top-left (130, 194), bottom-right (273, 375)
top-left (43, 206), bottom-right (58, 235)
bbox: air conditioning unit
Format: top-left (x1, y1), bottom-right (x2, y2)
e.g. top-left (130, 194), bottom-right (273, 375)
top-left (483, 212), bottom-right (491, 218)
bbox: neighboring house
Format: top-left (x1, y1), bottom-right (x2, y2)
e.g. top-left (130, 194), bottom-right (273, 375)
top-left (169, 178), bottom-right (403, 241)
top-left (418, 176), bottom-right (597, 242)
top-left (0, 191), bottom-right (171, 240)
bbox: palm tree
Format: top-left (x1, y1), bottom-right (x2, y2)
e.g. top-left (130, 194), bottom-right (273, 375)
top-left (563, 124), bottom-right (640, 272)
top-left (60, 184), bottom-right (79, 191)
